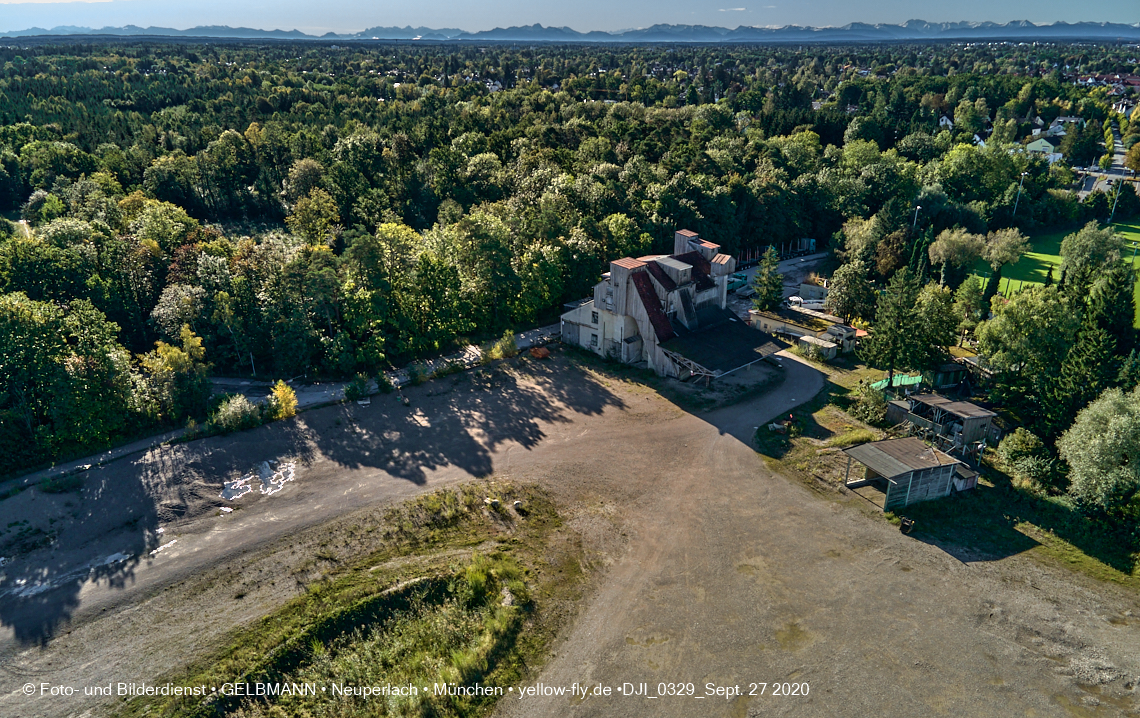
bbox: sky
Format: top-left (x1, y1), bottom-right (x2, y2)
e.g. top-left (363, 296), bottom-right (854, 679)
top-left (0, 0), bottom-right (1136, 35)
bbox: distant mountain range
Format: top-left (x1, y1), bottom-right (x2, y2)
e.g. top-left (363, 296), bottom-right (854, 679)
top-left (3, 20), bottom-right (1140, 43)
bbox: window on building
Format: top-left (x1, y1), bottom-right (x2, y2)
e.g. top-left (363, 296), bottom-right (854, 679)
top-left (590, 333), bottom-right (598, 347)
top-left (591, 311), bottom-right (599, 324)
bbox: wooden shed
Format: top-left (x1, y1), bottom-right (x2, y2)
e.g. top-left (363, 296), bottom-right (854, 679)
top-left (905, 394), bottom-right (996, 445)
top-left (842, 438), bottom-right (965, 511)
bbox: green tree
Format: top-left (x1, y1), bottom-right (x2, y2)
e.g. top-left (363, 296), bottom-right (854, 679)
top-left (1085, 263), bottom-right (1137, 353)
top-left (1126, 143), bottom-right (1140, 174)
top-left (286, 158), bottom-right (326, 201)
top-left (976, 285), bottom-right (1079, 428)
top-left (981, 228), bottom-right (1030, 303)
top-left (952, 276), bottom-right (987, 339)
top-left (1060, 222), bottom-right (1123, 294)
top-left (0, 293), bottom-right (132, 468)
top-left (927, 227), bottom-right (984, 286)
top-left (286, 188), bottom-right (341, 246)
top-left (750, 247), bottom-right (784, 312)
top-left (824, 259), bottom-right (876, 323)
top-left (1057, 386), bottom-right (1140, 519)
top-left (1046, 322), bottom-right (1118, 438)
top-left (916, 282), bottom-right (958, 352)
top-left (859, 268), bottom-right (926, 389)
top-left (136, 324), bottom-right (212, 424)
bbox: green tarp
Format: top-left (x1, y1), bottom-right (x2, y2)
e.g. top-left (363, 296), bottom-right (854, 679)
top-left (871, 374), bottom-right (923, 391)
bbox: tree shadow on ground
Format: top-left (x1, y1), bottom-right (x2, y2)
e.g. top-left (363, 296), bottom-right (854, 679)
top-left (902, 471), bottom-right (1137, 578)
top-left (0, 415), bottom-right (322, 647)
top-left (0, 352), bottom-right (622, 648)
top-left (309, 353), bottom-right (625, 483)
top-left (0, 462), bottom-right (158, 646)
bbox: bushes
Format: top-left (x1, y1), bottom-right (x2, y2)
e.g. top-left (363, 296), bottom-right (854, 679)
top-left (375, 371), bottom-right (393, 393)
top-left (209, 394), bottom-right (262, 434)
top-left (265, 380), bottom-right (297, 420)
top-left (344, 372), bottom-right (372, 400)
top-left (407, 363), bottom-right (428, 385)
top-left (997, 427), bottom-right (1044, 466)
top-left (997, 427), bottom-right (1060, 488)
top-left (203, 380), bottom-right (302, 436)
top-left (481, 329), bottom-right (519, 363)
top-left (848, 380), bottom-right (887, 425)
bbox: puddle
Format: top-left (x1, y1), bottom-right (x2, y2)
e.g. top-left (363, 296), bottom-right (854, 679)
top-left (101, 552), bottom-right (130, 566)
top-left (14, 579), bottom-right (54, 597)
top-left (220, 461), bottom-right (297, 500)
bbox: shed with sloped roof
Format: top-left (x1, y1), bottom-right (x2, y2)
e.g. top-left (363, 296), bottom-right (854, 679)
top-left (842, 437), bottom-right (965, 511)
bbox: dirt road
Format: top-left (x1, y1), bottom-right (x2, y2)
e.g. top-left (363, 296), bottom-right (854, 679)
top-left (3, 350), bottom-right (1138, 717)
top-left (496, 399), bottom-right (1140, 717)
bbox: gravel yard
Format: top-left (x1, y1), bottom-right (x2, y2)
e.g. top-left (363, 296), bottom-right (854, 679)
top-left (1, 348), bottom-right (1137, 717)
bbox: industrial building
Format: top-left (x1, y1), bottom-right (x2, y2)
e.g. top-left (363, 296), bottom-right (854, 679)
top-left (561, 229), bottom-right (785, 380)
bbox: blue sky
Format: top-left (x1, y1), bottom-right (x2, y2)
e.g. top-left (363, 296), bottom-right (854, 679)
top-left (0, 0), bottom-right (1135, 35)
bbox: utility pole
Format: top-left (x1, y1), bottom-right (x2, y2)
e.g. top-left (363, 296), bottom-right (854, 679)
top-left (1012, 171), bottom-right (1028, 218)
top-left (1109, 179), bottom-right (1121, 224)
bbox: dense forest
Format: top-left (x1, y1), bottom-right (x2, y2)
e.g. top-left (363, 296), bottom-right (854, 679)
top-left (1, 39), bottom-right (1139, 505)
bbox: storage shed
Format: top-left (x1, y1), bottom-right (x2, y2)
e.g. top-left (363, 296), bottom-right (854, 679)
top-left (842, 438), bottom-right (966, 511)
top-left (903, 394), bottom-right (996, 445)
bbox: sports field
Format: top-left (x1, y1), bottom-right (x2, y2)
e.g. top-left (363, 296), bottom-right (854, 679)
top-left (969, 220), bottom-right (1140, 327)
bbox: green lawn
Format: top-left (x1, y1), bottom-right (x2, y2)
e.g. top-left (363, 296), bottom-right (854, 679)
top-left (969, 221), bottom-right (1140, 327)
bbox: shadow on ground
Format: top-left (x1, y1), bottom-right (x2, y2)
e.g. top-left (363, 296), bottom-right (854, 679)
top-left (0, 351), bottom-right (622, 647)
top-left (902, 474), bottom-right (1137, 577)
top-left (309, 355), bottom-right (624, 483)
top-left (0, 463), bottom-right (158, 646)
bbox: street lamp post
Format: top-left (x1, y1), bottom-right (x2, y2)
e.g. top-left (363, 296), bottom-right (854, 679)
top-left (1110, 179), bottom-right (1121, 224)
top-left (912, 204), bottom-right (922, 228)
top-left (1012, 171), bottom-right (1028, 218)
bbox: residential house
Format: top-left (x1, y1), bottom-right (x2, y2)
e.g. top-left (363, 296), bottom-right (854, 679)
top-left (1026, 136), bottom-right (1063, 164)
top-left (1047, 116), bottom-right (1084, 138)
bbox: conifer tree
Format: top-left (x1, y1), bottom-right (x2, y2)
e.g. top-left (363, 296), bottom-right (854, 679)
top-left (860, 267), bottom-right (927, 390)
top-left (1046, 324), bottom-right (1117, 439)
top-left (750, 246), bottom-right (784, 312)
top-left (1085, 264), bottom-right (1136, 353)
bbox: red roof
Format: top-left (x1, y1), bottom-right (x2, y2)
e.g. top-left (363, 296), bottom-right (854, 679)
top-left (676, 229), bottom-right (698, 238)
top-left (631, 271), bottom-right (675, 342)
top-left (645, 261), bottom-right (677, 292)
top-left (672, 250), bottom-right (711, 275)
top-left (612, 257), bottom-right (646, 270)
